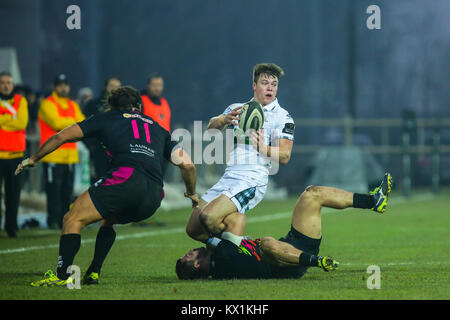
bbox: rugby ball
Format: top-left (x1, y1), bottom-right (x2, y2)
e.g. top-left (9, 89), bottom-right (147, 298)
top-left (239, 101), bottom-right (264, 132)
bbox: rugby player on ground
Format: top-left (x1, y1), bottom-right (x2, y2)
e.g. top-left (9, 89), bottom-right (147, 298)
top-left (186, 63), bottom-right (295, 244)
top-left (15, 86), bottom-right (198, 287)
top-left (176, 173), bottom-right (392, 279)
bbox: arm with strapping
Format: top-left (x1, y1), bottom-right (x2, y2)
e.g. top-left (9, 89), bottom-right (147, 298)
top-left (15, 124), bottom-right (84, 175)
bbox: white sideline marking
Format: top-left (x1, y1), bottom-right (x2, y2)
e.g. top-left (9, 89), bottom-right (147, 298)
top-left (0, 227), bottom-right (186, 255)
top-left (0, 193), bottom-right (437, 255)
top-left (341, 261), bottom-right (450, 266)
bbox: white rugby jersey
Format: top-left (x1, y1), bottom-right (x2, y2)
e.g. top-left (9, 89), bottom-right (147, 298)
top-left (222, 98), bottom-right (295, 181)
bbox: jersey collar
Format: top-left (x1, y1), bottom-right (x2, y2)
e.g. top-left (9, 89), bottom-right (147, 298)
top-left (250, 97), bottom-right (278, 111)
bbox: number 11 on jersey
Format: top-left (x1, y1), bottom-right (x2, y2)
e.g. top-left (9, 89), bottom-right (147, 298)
top-left (131, 119), bottom-right (151, 143)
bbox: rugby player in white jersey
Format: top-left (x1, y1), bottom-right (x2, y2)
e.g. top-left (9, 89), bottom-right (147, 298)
top-left (185, 63), bottom-right (294, 243)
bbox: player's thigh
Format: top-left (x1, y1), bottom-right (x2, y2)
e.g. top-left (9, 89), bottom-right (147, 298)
top-left (63, 190), bottom-right (103, 227)
top-left (201, 194), bottom-right (238, 222)
top-left (186, 199), bottom-right (208, 233)
top-left (290, 187), bottom-right (323, 239)
top-left (223, 212), bottom-right (246, 235)
top-left (260, 236), bottom-right (302, 265)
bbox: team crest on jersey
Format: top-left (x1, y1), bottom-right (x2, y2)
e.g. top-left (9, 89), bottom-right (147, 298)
top-left (282, 123), bottom-right (295, 135)
top-left (123, 112), bottom-right (154, 124)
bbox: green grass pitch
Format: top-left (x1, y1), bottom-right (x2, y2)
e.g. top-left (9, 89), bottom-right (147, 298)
top-left (1, 190), bottom-right (449, 300)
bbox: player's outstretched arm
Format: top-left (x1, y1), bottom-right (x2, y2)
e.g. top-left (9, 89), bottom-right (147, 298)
top-left (170, 148), bottom-right (198, 207)
top-left (207, 106), bottom-right (242, 130)
top-left (15, 123), bottom-right (84, 175)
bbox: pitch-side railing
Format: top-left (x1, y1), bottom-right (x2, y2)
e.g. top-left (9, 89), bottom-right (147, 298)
top-left (292, 117), bottom-right (450, 197)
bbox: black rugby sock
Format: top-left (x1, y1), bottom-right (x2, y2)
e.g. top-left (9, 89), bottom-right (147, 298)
top-left (353, 193), bottom-right (375, 209)
top-left (56, 233), bottom-right (81, 280)
top-left (299, 252), bottom-right (319, 267)
top-left (87, 227), bottom-right (116, 274)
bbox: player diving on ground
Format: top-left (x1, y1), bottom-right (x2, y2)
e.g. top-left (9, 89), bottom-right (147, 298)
top-left (176, 173), bottom-right (392, 279)
top-left (15, 86), bottom-right (198, 287)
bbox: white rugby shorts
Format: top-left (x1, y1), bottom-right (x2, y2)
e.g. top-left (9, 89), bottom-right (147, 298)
top-left (201, 170), bottom-right (268, 213)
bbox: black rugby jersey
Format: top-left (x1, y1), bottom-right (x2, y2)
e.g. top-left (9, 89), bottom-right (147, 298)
top-left (210, 239), bottom-right (272, 279)
top-left (210, 238), bottom-right (310, 279)
top-left (78, 109), bottom-right (178, 185)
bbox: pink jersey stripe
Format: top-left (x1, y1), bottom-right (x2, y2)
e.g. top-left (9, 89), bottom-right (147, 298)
top-left (144, 122), bottom-right (151, 143)
top-left (131, 120), bottom-right (139, 139)
top-left (102, 167), bottom-right (134, 186)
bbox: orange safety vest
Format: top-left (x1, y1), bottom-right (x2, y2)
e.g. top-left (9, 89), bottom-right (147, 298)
top-left (0, 94), bottom-right (26, 152)
top-left (141, 95), bottom-right (171, 132)
top-left (38, 96), bottom-right (77, 149)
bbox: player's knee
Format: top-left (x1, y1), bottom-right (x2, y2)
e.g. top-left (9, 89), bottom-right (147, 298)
top-left (224, 213), bottom-right (246, 233)
top-left (62, 212), bottom-right (70, 226)
top-left (302, 185), bottom-right (322, 201)
top-left (62, 211), bottom-right (82, 229)
top-left (63, 207), bottom-right (90, 227)
top-left (261, 236), bottom-right (277, 251)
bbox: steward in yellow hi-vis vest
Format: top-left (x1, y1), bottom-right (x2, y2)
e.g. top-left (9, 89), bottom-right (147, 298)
top-left (38, 74), bottom-right (85, 229)
top-left (0, 93), bottom-right (28, 157)
top-left (0, 71), bottom-right (28, 237)
top-left (38, 92), bottom-right (85, 163)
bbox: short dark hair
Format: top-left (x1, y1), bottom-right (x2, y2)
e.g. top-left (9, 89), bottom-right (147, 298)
top-left (147, 72), bottom-right (163, 84)
top-left (0, 71), bottom-right (12, 78)
top-left (108, 86), bottom-right (142, 111)
top-left (175, 258), bottom-right (209, 280)
top-left (253, 63), bottom-right (284, 83)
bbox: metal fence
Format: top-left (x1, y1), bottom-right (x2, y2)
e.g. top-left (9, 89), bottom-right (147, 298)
top-left (291, 116), bottom-right (450, 196)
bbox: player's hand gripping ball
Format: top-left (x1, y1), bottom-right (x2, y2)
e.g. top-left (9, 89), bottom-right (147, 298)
top-left (238, 101), bottom-right (264, 132)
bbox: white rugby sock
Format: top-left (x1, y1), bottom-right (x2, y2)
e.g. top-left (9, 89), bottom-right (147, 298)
top-left (221, 232), bottom-right (244, 246)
